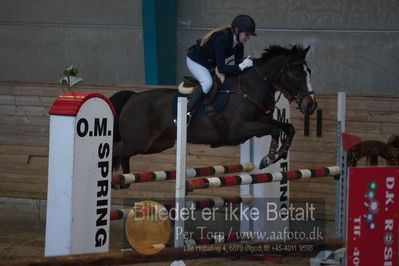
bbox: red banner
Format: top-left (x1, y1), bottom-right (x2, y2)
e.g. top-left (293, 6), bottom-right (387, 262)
top-left (347, 167), bottom-right (399, 266)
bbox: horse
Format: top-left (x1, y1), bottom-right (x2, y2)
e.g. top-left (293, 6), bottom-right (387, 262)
top-left (111, 45), bottom-right (318, 174)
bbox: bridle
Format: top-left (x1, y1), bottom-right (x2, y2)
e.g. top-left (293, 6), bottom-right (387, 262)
top-left (252, 60), bottom-right (316, 109)
top-left (218, 57), bottom-right (317, 115)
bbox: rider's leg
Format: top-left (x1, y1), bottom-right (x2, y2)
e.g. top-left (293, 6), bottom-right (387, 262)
top-left (186, 87), bottom-right (205, 115)
top-left (186, 57), bottom-right (213, 115)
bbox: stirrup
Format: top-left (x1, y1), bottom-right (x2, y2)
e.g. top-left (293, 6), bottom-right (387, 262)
top-left (173, 113), bottom-right (193, 126)
top-left (186, 112), bottom-right (193, 126)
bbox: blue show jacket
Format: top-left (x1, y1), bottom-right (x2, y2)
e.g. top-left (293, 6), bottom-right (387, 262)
top-left (187, 28), bottom-right (244, 74)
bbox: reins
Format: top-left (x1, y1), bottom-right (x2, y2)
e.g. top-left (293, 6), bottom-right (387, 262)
top-left (218, 64), bottom-right (283, 115)
top-left (217, 59), bottom-right (315, 115)
top-left (251, 63), bottom-right (317, 110)
top-left (219, 86), bottom-right (274, 115)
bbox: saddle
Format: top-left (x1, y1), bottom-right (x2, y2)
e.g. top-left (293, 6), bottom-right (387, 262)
top-left (176, 70), bottom-right (234, 147)
top-left (177, 69), bottom-right (225, 105)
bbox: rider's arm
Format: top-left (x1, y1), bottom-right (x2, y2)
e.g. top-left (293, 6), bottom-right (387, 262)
top-left (214, 35), bottom-right (241, 74)
top-left (234, 45), bottom-right (244, 65)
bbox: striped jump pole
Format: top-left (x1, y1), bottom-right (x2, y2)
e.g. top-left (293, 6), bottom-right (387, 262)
top-left (111, 163), bottom-right (253, 187)
top-left (110, 209), bottom-right (130, 221)
top-left (187, 166), bottom-right (341, 190)
top-left (177, 194), bottom-right (253, 210)
top-left (110, 195), bottom-right (253, 221)
top-left (110, 205), bottom-right (156, 220)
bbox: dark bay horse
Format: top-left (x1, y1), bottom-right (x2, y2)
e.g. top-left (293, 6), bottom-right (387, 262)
top-left (111, 45), bottom-right (317, 173)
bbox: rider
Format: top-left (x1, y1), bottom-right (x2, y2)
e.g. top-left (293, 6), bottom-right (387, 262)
top-left (186, 15), bottom-right (256, 118)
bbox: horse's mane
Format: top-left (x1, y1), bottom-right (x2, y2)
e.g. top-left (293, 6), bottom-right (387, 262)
top-left (254, 44), bottom-right (305, 64)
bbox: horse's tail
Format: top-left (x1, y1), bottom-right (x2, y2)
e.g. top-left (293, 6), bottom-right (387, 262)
top-left (110, 90), bottom-right (136, 172)
top-left (110, 90), bottom-right (136, 143)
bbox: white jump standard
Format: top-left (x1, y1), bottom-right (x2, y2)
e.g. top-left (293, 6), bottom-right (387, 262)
top-left (45, 92), bottom-right (115, 257)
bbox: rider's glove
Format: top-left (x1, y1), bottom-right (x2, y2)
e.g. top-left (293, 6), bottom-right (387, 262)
top-left (239, 56), bottom-right (253, 71)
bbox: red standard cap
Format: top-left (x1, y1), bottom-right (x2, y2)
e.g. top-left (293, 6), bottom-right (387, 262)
top-left (49, 92), bottom-right (115, 116)
top-left (342, 132), bottom-right (362, 151)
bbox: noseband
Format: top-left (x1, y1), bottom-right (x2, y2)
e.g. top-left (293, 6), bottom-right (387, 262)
top-left (253, 61), bottom-right (316, 108)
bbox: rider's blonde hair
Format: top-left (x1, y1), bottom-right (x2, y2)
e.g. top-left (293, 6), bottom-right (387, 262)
top-left (200, 25), bottom-right (232, 46)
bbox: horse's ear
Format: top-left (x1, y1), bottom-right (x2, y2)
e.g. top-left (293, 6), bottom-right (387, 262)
top-left (289, 45), bottom-right (298, 60)
top-left (304, 45), bottom-right (310, 55)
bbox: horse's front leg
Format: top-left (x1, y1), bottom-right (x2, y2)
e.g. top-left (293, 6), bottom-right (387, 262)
top-left (263, 119), bottom-right (296, 166)
top-left (258, 127), bottom-right (282, 169)
top-left (229, 121), bottom-right (284, 168)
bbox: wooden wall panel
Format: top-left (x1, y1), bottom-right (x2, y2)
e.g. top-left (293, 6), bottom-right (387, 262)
top-left (0, 81), bottom-right (398, 222)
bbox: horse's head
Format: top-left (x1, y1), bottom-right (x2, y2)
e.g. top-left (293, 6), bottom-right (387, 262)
top-left (277, 45), bottom-right (318, 115)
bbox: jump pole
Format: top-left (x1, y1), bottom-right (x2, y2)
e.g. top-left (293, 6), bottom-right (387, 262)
top-left (111, 163), bottom-right (253, 186)
top-left (45, 92), bottom-right (114, 256)
top-left (173, 97), bottom-right (187, 266)
top-left (110, 195), bottom-right (254, 220)
top-left (240, 92), bottom-right (290, 240)
top-left (186, 166), bottom-right (341, 190)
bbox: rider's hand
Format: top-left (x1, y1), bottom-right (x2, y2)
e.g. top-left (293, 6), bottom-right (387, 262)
top-left (239, 56), bottom-right (253, 71)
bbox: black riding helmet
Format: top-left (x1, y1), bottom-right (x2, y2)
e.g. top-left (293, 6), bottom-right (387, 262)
top-left (231, 15), bottom-right (257, 36)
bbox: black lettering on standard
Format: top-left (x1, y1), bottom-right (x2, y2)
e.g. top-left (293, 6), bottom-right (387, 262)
top-left (76, 118), bottom-right (89, 137)
top-left (98, 143), bottom-right (110, 159)
top-left (94, 118), bottom-right (107, 136)
top-left (96, 207), bottom-right (108, 226)
top-left (276, 109), bottom-right (288, 141)
top-left (98, 161), bottom-right (109, 177)
top-left (280, 162), bottom-right (289, 202)
top-left (95, 228), bottom-right (107, 247)
top-left (280, 185), bottom-right (288, 202)
top-left (97, 180), bottom-right (108, 197)
top-left (97, 199), bottom-right (108, 206)
top-left (276, 109), bottom-right (286, 123)
top-left (280, 162), bottom-right (288, 172)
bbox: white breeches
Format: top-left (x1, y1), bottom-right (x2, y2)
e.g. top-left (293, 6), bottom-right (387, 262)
top-left (186, 57), bottom-right (213, 94)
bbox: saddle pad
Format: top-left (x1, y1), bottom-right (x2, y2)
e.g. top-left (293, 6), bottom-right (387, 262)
top-left (172, 83), bottom-right (229, 119)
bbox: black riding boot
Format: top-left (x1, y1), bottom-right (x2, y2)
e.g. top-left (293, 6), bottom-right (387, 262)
top-left (187, 88), bottom-right (206, 118)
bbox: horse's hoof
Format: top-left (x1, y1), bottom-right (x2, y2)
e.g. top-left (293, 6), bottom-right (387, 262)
top-left (111, 184), bottom-right (121, 190)
top-left (278, 153), bottom-right (287, 160)
top-left (112, 182), bottom-right (131, 190)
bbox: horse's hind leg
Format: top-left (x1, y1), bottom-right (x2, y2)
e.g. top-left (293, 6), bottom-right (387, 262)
top-left (112, 142), bottom-right (135, 188)
top-left (121, 156), bottom-right (130, 173)
top-left (113, 141), bottom-right (133, 173)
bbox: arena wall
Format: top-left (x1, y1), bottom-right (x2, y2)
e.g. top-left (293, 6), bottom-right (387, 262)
top-left (0, 1), bottom-right (398, 93)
